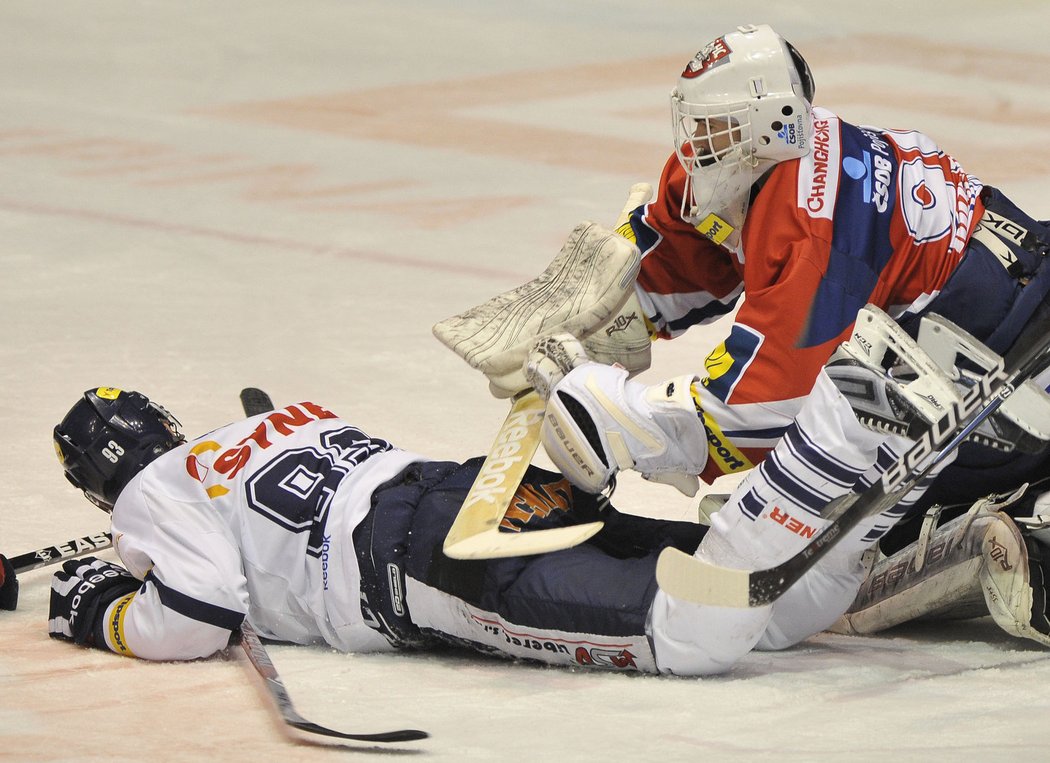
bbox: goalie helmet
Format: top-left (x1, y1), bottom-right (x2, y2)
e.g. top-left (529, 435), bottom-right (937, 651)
top-left (671, 24), bottom-right (815, 247)
top-left (53, 387), bottom-right (185, 512)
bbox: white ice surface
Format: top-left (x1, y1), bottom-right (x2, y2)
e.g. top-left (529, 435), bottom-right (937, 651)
top-left (3, 1), bottom-right (1050, 759)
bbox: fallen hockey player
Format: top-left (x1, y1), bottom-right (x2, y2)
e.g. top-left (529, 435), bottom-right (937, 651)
top-left (49, 386), bottom-right (705, 672)
top-left (432, 23), bottom-right (1050, 674)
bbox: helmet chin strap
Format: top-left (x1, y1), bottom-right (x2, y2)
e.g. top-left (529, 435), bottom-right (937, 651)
top-left (682, 154), bottom-right (783, 257)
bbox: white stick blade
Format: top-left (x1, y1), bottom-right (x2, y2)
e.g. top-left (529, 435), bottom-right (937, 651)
top-left (655, 547), bottom-right (753, 607)
top-left (443, 521), bottom-right (604, 560)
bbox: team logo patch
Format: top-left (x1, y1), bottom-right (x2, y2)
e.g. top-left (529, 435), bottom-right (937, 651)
top-left (699, 408), bottom-right (753, 476)
top-left (500, 478), bottom-right (573, 532)
top-left (681, 37), bottom-right (732, 79)
top-left (694, 213), bottom-right (734, 245)
top-left (799, 117), bottom-right (837, 218)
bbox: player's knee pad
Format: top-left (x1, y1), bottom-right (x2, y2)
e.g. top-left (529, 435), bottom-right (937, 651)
top-left (539, 363), bottom-right (708, 494)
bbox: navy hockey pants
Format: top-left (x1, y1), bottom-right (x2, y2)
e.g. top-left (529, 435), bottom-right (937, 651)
top-left (353, 458), bottom-right (706, 666)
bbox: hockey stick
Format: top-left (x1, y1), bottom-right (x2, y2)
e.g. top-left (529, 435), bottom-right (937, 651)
top-left (238, 621), bottom-right (428, 744)
top-left (656, 325), bottom-right (1050, 608)
top-left (442, 184), bottom-right (653, 560)
top-left (239, 386), bottom-right (275, 417)
top-left (7, 531), bottom-right (113, 575)
top-left (1, 531), bottom-right (115, 610)
top-left (235, 387), bottom-right (429, 743)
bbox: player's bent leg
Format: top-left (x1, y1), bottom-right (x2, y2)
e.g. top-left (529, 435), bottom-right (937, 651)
top-left (649, 375), bottom-right (923, 673)
top-left (756, 509), bottom-right (890, 650)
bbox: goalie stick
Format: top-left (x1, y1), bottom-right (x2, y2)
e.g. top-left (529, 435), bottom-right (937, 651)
top-left (236, 387), bottom-right (429, 744)
top-left (442, 389), bottom-right (604, 559)
top-left (656, 324), bottom-right (1050, 609)
top-left (442, 183), bottom-right (653, 560)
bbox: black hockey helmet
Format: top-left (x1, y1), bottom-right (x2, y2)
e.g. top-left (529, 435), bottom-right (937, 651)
top-left (53, 387), bottom-right (185, 512)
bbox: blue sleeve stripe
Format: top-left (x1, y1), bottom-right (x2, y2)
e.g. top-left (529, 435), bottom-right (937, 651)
top-left (786, 424), bottom-right (860, 487)
top-left (722, 425), bottom-right (790, 441)
top-left (666, 297), bottom-right (741, 334)
top-left (762, 453), bottom-right (833, 515)
top-left (144, 570), bottom-right (246, 631)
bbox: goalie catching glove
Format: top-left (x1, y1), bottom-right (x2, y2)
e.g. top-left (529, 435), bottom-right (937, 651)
top-left (524, 333), bottom-right (708, 496)
top-left (49, 557), bottom-right (140, 650)
top-left (432, 221), bottom-right (652, 398)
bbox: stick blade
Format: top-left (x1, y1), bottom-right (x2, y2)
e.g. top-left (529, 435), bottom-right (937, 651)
top-left (289, 720), bottom-right (429, 743)
top-left (442, 391), bottom-right (543, 550)
top-left (240, 387), bottom-right (275, 417)
top-left (655, 547), bottom-right (755, 608)
top-left (444, 522), bottom-right (604, 560)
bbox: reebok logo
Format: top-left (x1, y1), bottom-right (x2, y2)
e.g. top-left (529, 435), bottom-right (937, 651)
top-left (462, 407), bottom-right (546, 509)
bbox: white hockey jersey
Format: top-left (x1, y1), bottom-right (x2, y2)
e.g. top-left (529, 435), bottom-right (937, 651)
top-left (99, 401), bottom-right (425, 661)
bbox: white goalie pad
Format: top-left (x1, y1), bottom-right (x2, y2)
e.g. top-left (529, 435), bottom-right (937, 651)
top-left (833, 485), bottom-right (1050, 649)
top-left (830, 306), bottom-right (969, 428)
top-left (831, 499), bottom-right (1005, 635)
top-left (980, 501), bottom-right (1050, 648)
top-left (432, 221), bottom-right (643, 399)
top-left (829, 306), bottom-right (1050, 449)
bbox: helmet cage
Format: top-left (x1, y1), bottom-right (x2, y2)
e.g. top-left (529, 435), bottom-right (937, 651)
top-left (671, 96), bottom-right (758, 236)
top-left (670, 24), bottom-right (815, 244)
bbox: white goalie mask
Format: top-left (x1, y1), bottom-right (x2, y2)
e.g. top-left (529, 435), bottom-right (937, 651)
top-left (671, 24), bottom-right (815, 250)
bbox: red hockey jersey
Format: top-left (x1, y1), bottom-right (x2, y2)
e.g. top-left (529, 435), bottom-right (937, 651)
top-left (624, 107), bottom-right (985, 484)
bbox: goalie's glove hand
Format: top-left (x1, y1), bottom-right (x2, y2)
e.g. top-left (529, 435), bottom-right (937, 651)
top-left (49, 557), bottom-right (139, 647)
top-left (524, 332), bottom-right (592, 400)
top-left (0, 555), bottom-right (17, 611)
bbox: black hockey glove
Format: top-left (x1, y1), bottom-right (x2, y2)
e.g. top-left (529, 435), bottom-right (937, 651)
top-left (0, 555), bottom-right (17, 611)
top-left (49, 557), bottom-right (140, 648)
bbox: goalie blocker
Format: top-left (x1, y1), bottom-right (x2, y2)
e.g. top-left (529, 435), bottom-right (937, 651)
top-left (832, 486), bottom-right (1050, 648)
